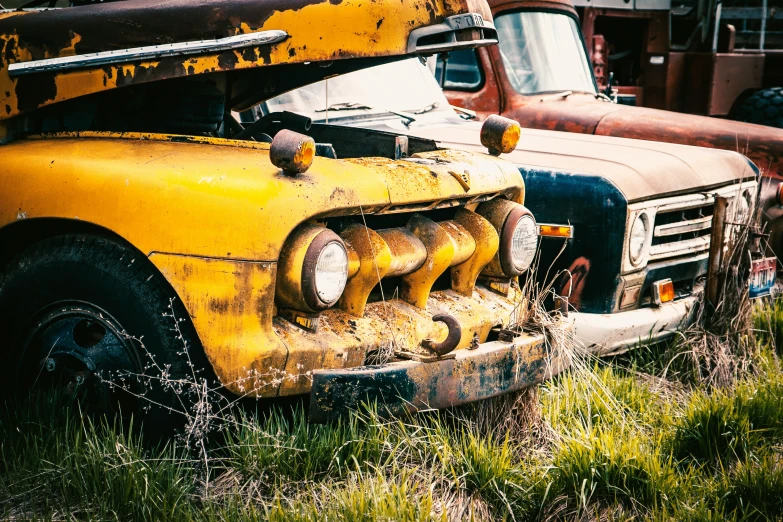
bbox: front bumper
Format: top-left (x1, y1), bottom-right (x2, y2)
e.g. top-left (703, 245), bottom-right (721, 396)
top-left (575, 294), bottom-right (700, 356)
top-left (309, 317), bottom-right (573, 422)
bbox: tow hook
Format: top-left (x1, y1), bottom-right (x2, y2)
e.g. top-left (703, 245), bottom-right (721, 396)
top-left (421, 314), bottom-right (462, 356)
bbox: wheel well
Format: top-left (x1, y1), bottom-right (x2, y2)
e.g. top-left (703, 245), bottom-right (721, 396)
top-left (0, 218), bottom-right (144, 269)
top-left (728, 88), bottom-right (759, 115)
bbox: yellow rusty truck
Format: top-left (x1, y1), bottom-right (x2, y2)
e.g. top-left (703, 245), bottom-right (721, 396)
top-left (0, 0), bottom-right (569, 422)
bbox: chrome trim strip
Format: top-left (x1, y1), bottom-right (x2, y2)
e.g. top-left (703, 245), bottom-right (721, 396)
top-left (8, 30), bottom-right (289, 77)
top-left (650, 235), bottom-right (711, 260)
top-left (654, 215), bottom-right (713, 237)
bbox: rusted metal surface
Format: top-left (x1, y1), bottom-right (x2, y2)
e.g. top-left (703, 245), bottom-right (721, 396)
top-left (0, 0), bottom-right (577, 414)
top-left (0, 130), bottom-right (532, 397)
top-left (401, 214), bottom-right (456, 309)
top-left (309, 325), bottom-right (570, 422)
top-left (0, 0), bottom-right (495, 120)
top-left (277, 280), bottom-right (539, 396)
top-left (269, 129), bottom-right (315, 175)
top-left (421, 313), bottom-right (463, 356)
top-left (451, 208), bottom-right (500, 295)
top-left (480, 114), bottom-right (521, 155)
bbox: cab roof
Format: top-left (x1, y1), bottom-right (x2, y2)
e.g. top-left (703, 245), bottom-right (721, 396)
top-left (0, 0), bottom-right (496, 120)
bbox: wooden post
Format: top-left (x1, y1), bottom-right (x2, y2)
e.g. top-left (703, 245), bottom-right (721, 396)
top-left (706, 196), bottom-right (728, 308)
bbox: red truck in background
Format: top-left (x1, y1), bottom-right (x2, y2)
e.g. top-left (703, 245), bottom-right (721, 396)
top-left (437, 0), bottom-right (783, 258)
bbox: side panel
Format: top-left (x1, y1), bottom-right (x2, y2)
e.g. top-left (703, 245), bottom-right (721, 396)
top-left (149, 254), bottom-right (289, 397)
top-left (709, 54), bottom-right (765, 116)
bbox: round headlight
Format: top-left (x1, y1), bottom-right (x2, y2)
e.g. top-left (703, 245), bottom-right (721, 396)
top-left (509, 214), bottom-right (538, 272)
top-left (629, 213), bottom-right (649, 266)
top-left (314, 241), bottom-right (349, 305)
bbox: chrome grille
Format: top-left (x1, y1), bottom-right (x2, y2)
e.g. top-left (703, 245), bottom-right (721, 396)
top-left (649, 201), bottom-right (717, 261)
top-left (646, 181), bottom-right (756, 263)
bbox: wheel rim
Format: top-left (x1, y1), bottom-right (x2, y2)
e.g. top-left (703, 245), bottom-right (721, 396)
top-left (16, 301), bottom-right (142, 415)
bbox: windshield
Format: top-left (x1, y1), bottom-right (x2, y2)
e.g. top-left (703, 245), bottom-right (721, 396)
top-left (265, 58), bottom-right (452, 123)
top-left (495, 11), bottom-right (596, 95)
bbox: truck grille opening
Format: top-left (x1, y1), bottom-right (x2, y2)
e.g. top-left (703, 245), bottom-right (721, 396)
top-left (651, 204), bottom-right (714, 246)
top-left (649, 196), bottom-right (732, 262)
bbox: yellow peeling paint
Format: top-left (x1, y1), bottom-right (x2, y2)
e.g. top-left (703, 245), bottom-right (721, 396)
top-left (0, 0), bottom-right (493, 119)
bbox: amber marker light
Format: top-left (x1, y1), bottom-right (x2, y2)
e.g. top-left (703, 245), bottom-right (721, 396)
top-left (539, 224), bottom-right (574, 239)
top-left (777, 183), bottom-right (783, 205)
top-left (652, 279), bottom-right (675, 306)
top-left (270, 129), bottom-right (316, 175)
top-left (480, 114), bottom-right (521, 156)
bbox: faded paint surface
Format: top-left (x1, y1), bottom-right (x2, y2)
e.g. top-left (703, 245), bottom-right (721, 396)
top-left (0, 133), bottom-right (520, 261)
top-left (150, 254), bottom-right (287, 397)
top-left (0, 0), bottom-right (568, 406)
top-left (0, 0), bottom-right (493, 119)
top-left (282, 284), bottom-right (534, 397)
top-left (0, 131), bottom-right (528, 396)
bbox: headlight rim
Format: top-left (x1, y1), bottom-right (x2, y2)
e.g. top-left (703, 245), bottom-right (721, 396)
top-left (499, 205), bottom-right (538, 276)
top-left (628, 212), bottom-right (650, 267)
top-left (302, 230), bottom-right (348, 310)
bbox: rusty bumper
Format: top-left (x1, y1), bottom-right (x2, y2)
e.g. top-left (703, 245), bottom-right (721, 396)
top-left (308, 321), bottom-right (572, 422)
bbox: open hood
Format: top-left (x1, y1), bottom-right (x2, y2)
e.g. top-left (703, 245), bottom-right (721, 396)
top-left (0, 0), bottom-right (496, 119)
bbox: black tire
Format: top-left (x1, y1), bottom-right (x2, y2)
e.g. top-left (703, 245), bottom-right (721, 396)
top-left (730, 87), bottom-right (783, 129)
top-left (0, 234), bottom-right (212, 431)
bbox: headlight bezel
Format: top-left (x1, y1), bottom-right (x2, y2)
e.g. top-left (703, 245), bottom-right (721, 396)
top-left (628, 211), bottom-right (650, 267)
top-left (499, 205), bottom-right (538, 276)
top-left (302, 231), bottom-right (349, 310)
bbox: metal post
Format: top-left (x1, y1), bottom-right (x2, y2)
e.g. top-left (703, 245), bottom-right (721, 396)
top-left (760, 0), bottom-right (767, 51)
top-left (706, 196), bottom-right (728, 307)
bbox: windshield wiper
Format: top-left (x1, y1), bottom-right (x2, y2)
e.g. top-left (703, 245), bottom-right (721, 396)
top-left (452, 105), bottom-right (477, 120)
top-left (315, 102), bottom-right (373, 112)
top-left (315, 101), bottom-right (417, 126)
top-left (412, 102), bottom-right (439, 114)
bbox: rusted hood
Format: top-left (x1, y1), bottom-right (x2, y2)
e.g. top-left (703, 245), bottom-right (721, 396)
top-left (409, 119), bottom-right (757, 202)
top-left (595, 105), bottom-right (783, 182)
top-left (0, 0), bottom-right (494, 119)
top-left (509, 94), bottom-right (783, 182)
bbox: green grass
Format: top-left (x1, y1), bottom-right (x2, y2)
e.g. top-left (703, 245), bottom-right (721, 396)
top-left (4, 301), bottom-right (783, 521)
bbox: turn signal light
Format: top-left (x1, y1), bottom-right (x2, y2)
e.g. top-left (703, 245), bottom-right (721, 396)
top-left (777, 183), bottom-right (783, 205)
top-left (652, 279), bottom-right (674, 306)
top-left (539, 224), bottom-right (574, 239)
top-left (480, 115), bottom-right (521, 156)
top-left (270, 129), bottom-right (315, 175)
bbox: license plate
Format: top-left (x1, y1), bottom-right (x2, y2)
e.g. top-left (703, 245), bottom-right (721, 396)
top-left (750, 257), bottom-right (777, 299)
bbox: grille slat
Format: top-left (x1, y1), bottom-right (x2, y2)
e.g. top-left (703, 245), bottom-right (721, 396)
top-left (649, 197), bottom-right (727, 261)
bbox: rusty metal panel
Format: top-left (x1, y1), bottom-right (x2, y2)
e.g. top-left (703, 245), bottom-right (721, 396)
top-left (709, 53), bottom-right (765, 115)
top-left (0, 0), bottom-right (496, 119)
top-left (309, 326), bottom-right (571, 421)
